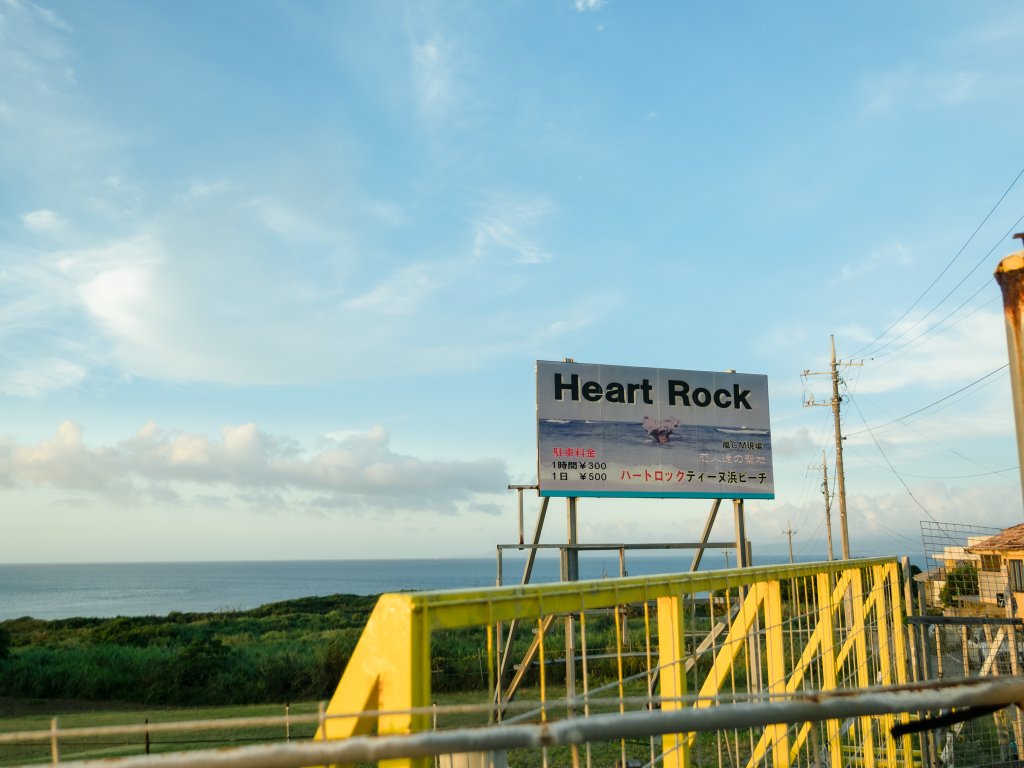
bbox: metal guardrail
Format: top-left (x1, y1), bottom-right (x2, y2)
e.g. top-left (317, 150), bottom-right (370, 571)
top-left (7, 678), bottom-right (1024, 768)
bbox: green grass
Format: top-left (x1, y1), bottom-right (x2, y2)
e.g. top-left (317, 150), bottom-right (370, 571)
top-left (0, 696), bottom-right (673, 768)
top-left (0, 593), bottom-right (733, 766)
top-left (0, 701), bottom-right (323, 766)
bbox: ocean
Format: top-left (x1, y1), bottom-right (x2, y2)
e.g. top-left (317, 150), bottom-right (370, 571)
top-left (0, 553), bottom-right (839, 621)
top-left (0, 556), bottom-right (677, 620)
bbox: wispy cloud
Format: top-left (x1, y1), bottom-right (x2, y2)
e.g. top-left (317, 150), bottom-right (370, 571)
top-left (830, 241), bottom-right (912, 285)
top-left (186, 178), bottom-right (232, 198)
top-left (20, 208), bottom-right (66, 235)
top-left (861, 68), bottom-right (984, 114)
top-left (412, 38), bottom-right (453, 117)
top-left (472, 197), bottom-right (554, 264)
top-left (345, 263), bottom-right (438, 315)
top-left (574, 0), bottom-right (605, 11)
top-left (4, 181), bottom-right (584, 389)
top-left (0, 358), bottom-right (86, 398)
top-left (963, 8), bottom-right (1024, 45)
top-left (843, 309), bottom-right (1006, 395)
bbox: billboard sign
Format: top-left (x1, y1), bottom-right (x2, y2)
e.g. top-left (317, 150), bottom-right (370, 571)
top-left (537, 360), bottom-right (774, 499)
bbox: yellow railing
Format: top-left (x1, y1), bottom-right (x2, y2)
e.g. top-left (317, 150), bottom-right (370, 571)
top-left (317, 557), bottom-right (915, 768)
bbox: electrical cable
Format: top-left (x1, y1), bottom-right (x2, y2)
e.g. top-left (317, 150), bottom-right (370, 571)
top-left (844, 364), bottom-right (1008, 437)
top-left (865, 209), bottom-right (1024, 361)
top-left (845, 388), bottom-right (1000, 553)
top-left (846, 448), bottom-right (1017, 479)
top-left (852, 164), bottom-right (1024, 359)
top-left (845, 379), bottom-right (1010, 474)
top-left (847, 395), bottom-right (940, 527)
top-left (867, 290), bottom-right (998, 372)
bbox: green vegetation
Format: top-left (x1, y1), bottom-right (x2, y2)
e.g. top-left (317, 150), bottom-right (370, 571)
top-left (0, 589), bottom-right (770, 767)
top-left (0, 594), bottom-right (375, 707)
top-left (940, 562), bottom-right (980, 607)
top-left (0, 592), bottom-right (725, 708)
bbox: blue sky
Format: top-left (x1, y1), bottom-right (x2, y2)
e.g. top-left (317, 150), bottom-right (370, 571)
top-left (2, 0), bottom-right (1023, 564)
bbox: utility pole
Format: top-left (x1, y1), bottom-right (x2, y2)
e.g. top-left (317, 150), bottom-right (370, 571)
top-left (829, 336), bottom-right (850, 559)
top-left (802, 335), bottom-right (860, 559)
top-left (821, 450), bottom-right (834, 561)
top-left (782, 519), bottom-right (797, 564)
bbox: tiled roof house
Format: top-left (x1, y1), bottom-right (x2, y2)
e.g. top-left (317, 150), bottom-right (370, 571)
top-left (966, 523), bottom-right (1024, 617)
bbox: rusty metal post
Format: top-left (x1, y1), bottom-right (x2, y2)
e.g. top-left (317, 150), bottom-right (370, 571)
top-left (995, 237), bottom-right (1024, 504)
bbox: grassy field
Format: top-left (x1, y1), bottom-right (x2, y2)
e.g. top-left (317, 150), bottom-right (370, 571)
top-left (0, 595), bottom-right (722, 766)
top-left (0, 696), bottom-right (666, 768)
top-left (0, 700), bottom-right (324, 766)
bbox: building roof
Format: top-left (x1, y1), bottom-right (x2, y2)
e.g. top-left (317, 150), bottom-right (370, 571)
top-left (967, 523), bottom-right (1024, 553)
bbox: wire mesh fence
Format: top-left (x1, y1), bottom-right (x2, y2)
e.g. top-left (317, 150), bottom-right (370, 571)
top-left (919, 520), bottom-right (1004, 614)
top-left (310, 557), bottom-right (917, 768)
top-left (913, 520), bottom-right (1024, 767)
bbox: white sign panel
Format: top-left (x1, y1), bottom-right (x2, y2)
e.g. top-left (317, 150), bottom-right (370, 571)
top-left (537, 360), bottom-right (774, 499)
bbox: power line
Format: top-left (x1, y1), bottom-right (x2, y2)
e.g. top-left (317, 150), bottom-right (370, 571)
top-left (844, 364), bottom-right (1008, 437)
top-left (846, 450), bottom-right (1017, 480)
top-left (852, 163), bottom-right (1024, 358)
top-left (846, 500), bottom-right (922, 548)
top-left (846, 380), bottom-right (1010, 475)
top-left (846, 396), bottom-right (951, 540)
top-left (868, 290), bottom-right (998, 371)
top-left (865, 210), bottom-right (1024, 360)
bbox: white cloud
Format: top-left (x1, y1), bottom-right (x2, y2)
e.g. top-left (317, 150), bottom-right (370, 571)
top-left (830, 241), bottom-right (912, 285)
top-left (575, 0), bottom-right (605, 11)
top-left (964, 10), bottom-right (1024, 46)
top-left (845, 309), bottom-right (1006, 394)
top-left (412, 39), bottom-right (452, 117)
top-left (345, 263), bottom-right (438, 315)
top-left (861, 68), bottom-right (984, 114)
top-left (751, 482), bottom-right (1022, 558)
top-left (770, 427), bottom-right (818, 458)
top-left (20, 208), bottom-right (65, 235)
top-left (0, 421), bottom-right (510, 514)
top-left (1, 187), bottom-right (585, 388)
top-left (245, 198), bottom-right (336, 243)
top-left (186, 178), bottom-right (232, 198)
top-left (933, 71), bottom-right (982, 105)
top-left (48, 234), bottom-right (164, 358)
top-left (0, 358), bottom-right (86, 397)
top-left (472, 197), bottom-right (554, 264)
top-left (366, 200), bottom-right (406, 227)
top-left (30, 3), bottom-right (73, 33)
top-left (79, 265), bottom-right (155, 342)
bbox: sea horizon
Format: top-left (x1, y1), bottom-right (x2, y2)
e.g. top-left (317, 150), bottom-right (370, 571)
top-left (0, 552), bottom-right (909, 621)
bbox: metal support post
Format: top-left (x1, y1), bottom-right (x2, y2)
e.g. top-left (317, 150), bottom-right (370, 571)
top-left (566, 497), bottom-right (579, 581)
top-left (733, 498), bottom-right (748, 569)
top-left (995, 239), bottom-right (1024, 506)
top-left (565, 496), bottom-right (579, 716)
top-left (689, 498), bottom-right (722, 572)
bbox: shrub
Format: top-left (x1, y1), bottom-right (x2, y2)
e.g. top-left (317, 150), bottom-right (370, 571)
top-left (940, 562), bottom-right (980, 607)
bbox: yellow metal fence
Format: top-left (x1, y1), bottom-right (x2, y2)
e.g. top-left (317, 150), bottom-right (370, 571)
top-left (317, 557), bottom-right (916, 768)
